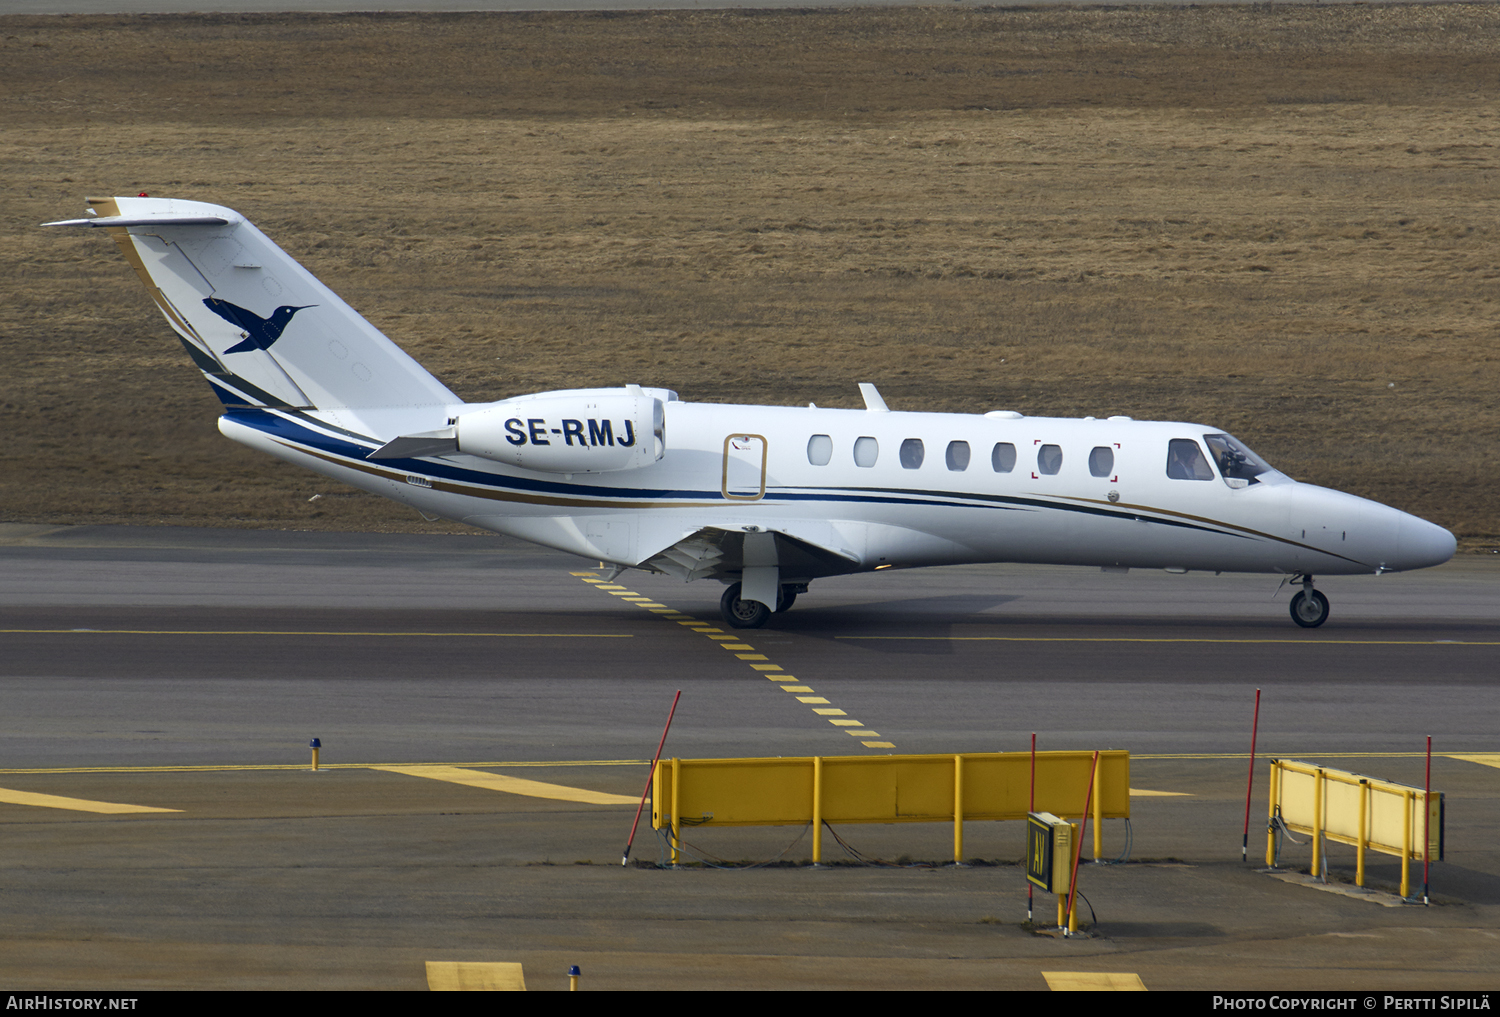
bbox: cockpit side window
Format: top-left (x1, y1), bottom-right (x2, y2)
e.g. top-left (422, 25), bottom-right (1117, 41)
top-left (1166, 439), bottom-right (1215, 481)
top-left (1203, 433), bottom-right (1272, 485)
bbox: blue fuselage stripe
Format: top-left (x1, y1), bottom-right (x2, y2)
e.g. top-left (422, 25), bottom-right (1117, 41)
top-left (227, 409), bottom-right (1237, 536)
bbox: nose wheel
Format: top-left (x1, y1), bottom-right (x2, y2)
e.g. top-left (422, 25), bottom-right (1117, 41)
top-left (1289, 580), bottom-right (1330, 628)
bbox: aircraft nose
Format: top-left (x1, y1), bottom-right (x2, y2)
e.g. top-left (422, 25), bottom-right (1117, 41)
top-left (1394, 512), bottom-right (1456, 571)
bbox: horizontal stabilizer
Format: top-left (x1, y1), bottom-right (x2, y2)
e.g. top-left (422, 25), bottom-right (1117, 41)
top-left (44, 215), bottom-right (231, 228)
top-left (368, 428), bottom-right (459, 460)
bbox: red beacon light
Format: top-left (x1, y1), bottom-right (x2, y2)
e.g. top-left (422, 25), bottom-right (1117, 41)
top-left (138, 192), bottom-right (149, 197)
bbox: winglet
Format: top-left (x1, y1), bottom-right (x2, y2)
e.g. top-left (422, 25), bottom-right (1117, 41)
top-left (858, 383), bottom-right (889, 412)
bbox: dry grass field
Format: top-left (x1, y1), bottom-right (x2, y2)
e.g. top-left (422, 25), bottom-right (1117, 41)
top-left (2, 5), bottom-right (1497, 544)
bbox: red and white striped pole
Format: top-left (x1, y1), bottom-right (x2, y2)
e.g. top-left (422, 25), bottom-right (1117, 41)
top-left (1064, 750), bottom-right (1100, 936)
top-left (1243, 688), bottom-right (1261, 862)
top-left (1424, 734), bottom-right (1432, 906)
top-left (1027, 732), bottom-right (1036, 923)
top-left (622, 690), bottom-right (681, 867)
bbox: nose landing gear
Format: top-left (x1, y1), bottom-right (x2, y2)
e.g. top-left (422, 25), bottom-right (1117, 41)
top-left (1289, 575), bottom-right (1330, 628)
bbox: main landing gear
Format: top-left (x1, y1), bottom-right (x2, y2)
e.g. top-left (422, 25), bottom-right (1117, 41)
top-left (1289, 575), bottom-right (1330, 629)
top-left (719, 582), bottom-right (802, 629)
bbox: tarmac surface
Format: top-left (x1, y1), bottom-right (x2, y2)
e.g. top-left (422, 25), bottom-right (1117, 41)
top-left (0, 522), bottom-right (1496, 990)
top-left (8, 0), bottom-right (1447, 13)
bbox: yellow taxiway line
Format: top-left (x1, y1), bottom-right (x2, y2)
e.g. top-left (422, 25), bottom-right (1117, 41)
top-left (574, 572), bottom-right (899, 750)
top-left (0, 753), bottom-right (1487, 812)
top-left (838, 635), bottom-right (1500, 646)
top-left (0, 629), bottom-right (631, 638)
top-left (0, 788), bottom-right (180, 814)
top-left (1044, 971), bottom-right (1147, 991)
top-left (1450, 754), bottom-right (1500, 770)
top-left (0, 759), bottom-right (647, 775)
top-left (372, 765), bottom-right (637, 805)
top-left (0, 752), bottom-right (1485, 777)
top-left (426, 961), bottom-right (526, 991)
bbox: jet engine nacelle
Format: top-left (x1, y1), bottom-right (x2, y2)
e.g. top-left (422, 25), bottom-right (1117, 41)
top-left (457, 391), bottom-right (665, 474)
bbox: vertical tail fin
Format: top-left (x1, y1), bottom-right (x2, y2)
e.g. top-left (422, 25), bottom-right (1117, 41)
top-left (46, 197), bottom-right (458, 412)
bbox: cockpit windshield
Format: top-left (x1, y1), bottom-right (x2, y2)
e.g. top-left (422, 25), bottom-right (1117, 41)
top-left (1203, 433), bottom-right (1274, 486)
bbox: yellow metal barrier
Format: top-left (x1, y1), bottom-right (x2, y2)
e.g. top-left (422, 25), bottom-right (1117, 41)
top-left (1266, 758), bottom-right (1443, 898)
top-left (652, 750), bottom-right (1129, 864)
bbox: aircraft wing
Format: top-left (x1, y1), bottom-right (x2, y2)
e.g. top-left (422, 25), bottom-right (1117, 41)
top-left (639, 524), bottom-right (863, 584)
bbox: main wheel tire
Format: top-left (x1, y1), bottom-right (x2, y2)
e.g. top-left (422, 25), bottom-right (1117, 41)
top-left (774, 587), bottom-right (797, 613)
top-left (721, 582), bottom-right (771, 629)
top-left (1289, 588), bottom-right (1330, 628)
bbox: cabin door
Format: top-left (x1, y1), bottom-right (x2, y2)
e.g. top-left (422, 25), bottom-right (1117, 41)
top-left (721, 434), bottom-right (767, 501)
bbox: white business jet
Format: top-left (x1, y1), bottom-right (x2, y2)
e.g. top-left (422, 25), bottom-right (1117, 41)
top-left (48, 197), bottom-right (1456, 629)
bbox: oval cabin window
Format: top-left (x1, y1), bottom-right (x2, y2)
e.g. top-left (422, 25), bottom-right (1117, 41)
top-left (807, 434), bottom-right (833, 466)
top-left (946, 441), bottom-right (970, 472)
top-left (991, 442), bottom-right (1016, 473)
top-left (900, 438), bottom-right (925, 470)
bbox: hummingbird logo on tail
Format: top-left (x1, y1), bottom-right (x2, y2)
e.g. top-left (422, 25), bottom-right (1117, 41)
top-left (203, 298), bottom-right (315, 354)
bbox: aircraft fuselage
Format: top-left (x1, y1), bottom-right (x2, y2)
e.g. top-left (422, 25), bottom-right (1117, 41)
top-left (221, 398), bottom-right (1455, 582)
